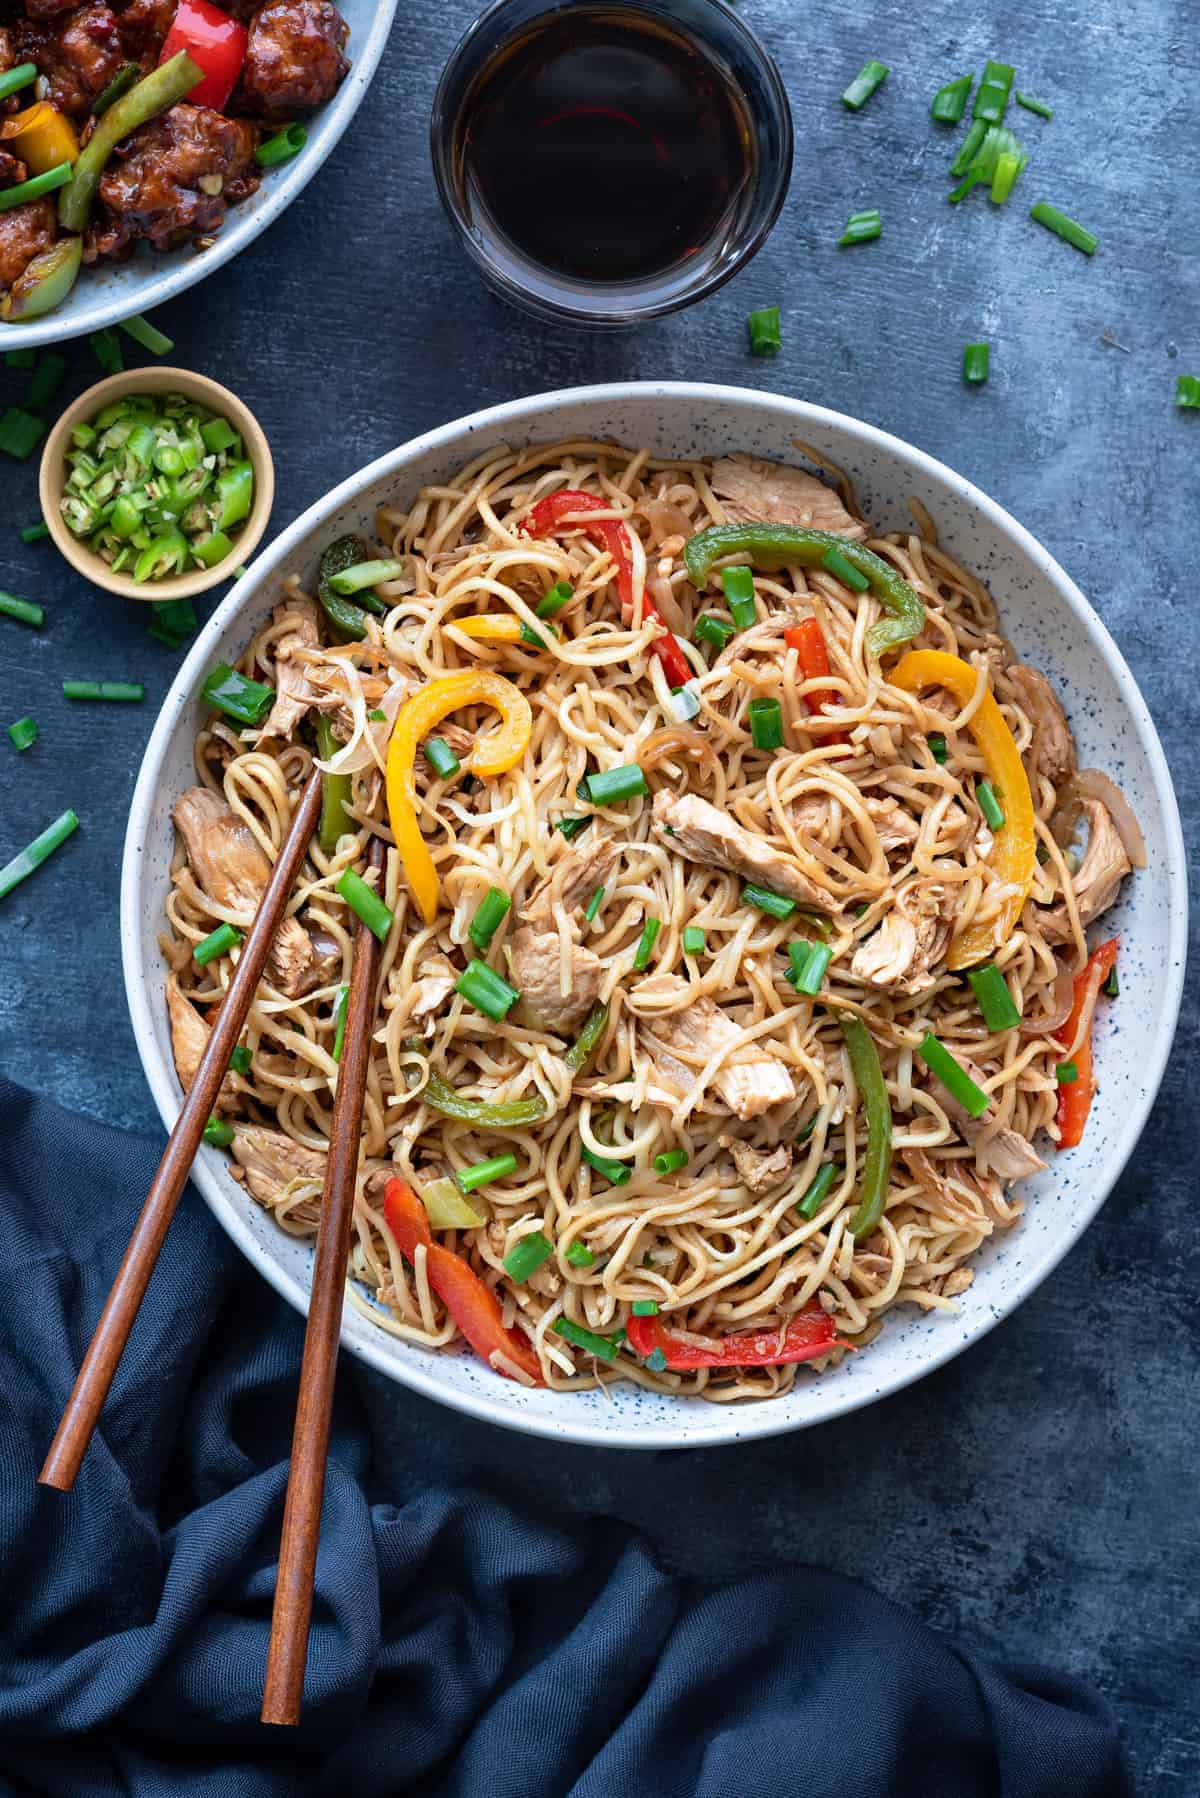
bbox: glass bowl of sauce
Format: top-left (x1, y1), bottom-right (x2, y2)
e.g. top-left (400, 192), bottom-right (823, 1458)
top-left (431, 0), bottom-right (793, 326)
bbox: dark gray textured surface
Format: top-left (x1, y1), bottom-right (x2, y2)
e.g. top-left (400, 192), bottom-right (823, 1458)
top-left (1, 0), bottom-right (1196, 1787)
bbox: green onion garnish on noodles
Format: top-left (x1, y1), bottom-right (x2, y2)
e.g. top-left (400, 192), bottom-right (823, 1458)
top-left (821, 544), bottom-right (870, 591)
top-left (1176, 377), bottom-right (1200, 409)
top-left (367, 709), bottom-right (387, 722)
top-left (7, 716), bottom-right (37, 752)
top-left (0, 409), bottom-right (45, 460)
top-left (256, 121), bottom-right (307, 167)
top-left (1016, 91), bottom-right (1053, 119)
top-left (424, 736), bottom-right (460, 779)
top-left (0, 809), bottom-right (78, 901)
top-left (654, 1149), bottom-right (688, 1175)
top-left (537, 580), bottom-right (574, 618)
top-left (973, 60), bottom-right (1014, 123)
top-left (118, 313), bottom-right (174, 356)
top-left (503, 1229), bottom-right (553, 1279)
top-left (327, 558), bottom-right (407, 595)
top-left (631, 1299), bottom-right (660, 1315)
top-left (331, 984), bottom-right (350, 1062)
top-left (229, 1045), bottom-right (252, 1074)
top-left (0, 591), bottom-right (44, 628)
top-left (681, 925), bottom-right (706, 956)
top-left (721, 565), bottom-right (757, 627)
top-left (966, 962), bottom-right (1022, 1031)
top-left (1056, 1061), bottom-right (1079, 1085)
top-left (458, 1151), bottom-right (518, 1194)
top-left (455, 958), bottom-right (519, 1020)
top-left (556, 815), bottom-right (591, 840)
top-left (1103, 964), bottom-right (1120, 999)
top-left (578, 763), bottom-right (647, 805)
top-left (62, 681), bottom-right (144, 702)
top-left (839, 209), bottom-right (882, 246)
top-left (742, 883), bottom-right (797, 920)
top-left (796, 1112), bottom-right (819, 1145)
top-left (950, 118), bottom-right (988, 176)
top-left (553, 1317), bottom-right (623, 1362)
top-left (931, 75), bottom-right (973, 122)
top-left (201, 663), bottom-right (275, 726)
top-left (928, 733), bottom-right (948, 762)
top-left (694, 614), bottom-right (735, 652)
top-left (976, 779), bottom-right (1005, 829)
top-left (792, 942), bottom-right (832, 997)
top-left (798, 1162), bottom-right (839, 1219)
top-left (633, 916), bottom-right (661, 971)
top-left (748, 697), bottom-right (784, 750)
top-left (963, 343), bottom-right (990, 384)
top-left (336, 868), bottom-right (394, 943)
top-left (1030, 202), bottom-right (1098, 255)
top-left (916, 1032), bottom-right (990, 1117)
top-left (747, 306), bottom-right (782, 356)
top-left (581, 1145), bottom-right (631, 1185)
top-left (564, 1240), bottom-right (596, 1268)
top-left (203, 1116), bottom-right (235, 1148)
top-left (469, 886), bottom-right (511, 952)
top-left (193, 921), bottom-right (242, 966)
top-left (841, 59), bottom-right (888, 110)
top-left (21, 521), bottom-right (49, 544)
top-left (584, 885), bottom-right (606, 924)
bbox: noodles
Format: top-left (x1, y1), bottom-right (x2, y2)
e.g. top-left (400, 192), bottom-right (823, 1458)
top-left (162, 438), bottom-right (1133, 1404)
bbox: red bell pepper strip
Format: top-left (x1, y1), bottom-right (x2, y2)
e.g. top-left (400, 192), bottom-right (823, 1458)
top-left (382, 1178), bottom-right (544, 1384)
top-left (784, 619), bottom-right (847, 744)
top-left (1054, 937), bottom-right (1118, 1149)
top-left (626, 1301), bottom-right (840, 1369)
top-left (522, 490), bottom-right (693, 688)
top-left (159, 0), bottom-right (247, 110)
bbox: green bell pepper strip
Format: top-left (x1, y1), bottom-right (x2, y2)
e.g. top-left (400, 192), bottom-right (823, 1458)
top-left (402, 1044), bottom-right (548, 1127)
top-left (0, 236), bottom-right (83, 322)
top-left (59, 51), bottom-right (203, 233)
top-left (839, 1013), bottom-right (893, 1240)
top-left (684, 525), bottom-right (925, 658)
top-left (563, 1002), bottom-right (608, 1072)
top-left (317, 535), bottom-right (384, 641)
top-left (315, 713), bottom-right (351, 854)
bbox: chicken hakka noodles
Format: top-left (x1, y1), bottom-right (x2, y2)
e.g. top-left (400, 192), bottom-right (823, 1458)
top-left (162, 440), bottom-right (1144, 1402)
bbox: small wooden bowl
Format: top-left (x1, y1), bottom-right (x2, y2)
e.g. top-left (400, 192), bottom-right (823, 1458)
top-left (38, 367), bottom-right (275, 603)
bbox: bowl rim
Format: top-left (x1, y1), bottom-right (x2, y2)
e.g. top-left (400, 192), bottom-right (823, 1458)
top-left (121, 381), bottom-right (1189, 1450)
top-left (38, 367), bottom-right (275, 601)
top-left (0, 0), bottom-right (399, 352)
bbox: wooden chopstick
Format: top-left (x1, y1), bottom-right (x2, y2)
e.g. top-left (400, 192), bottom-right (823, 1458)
top-left (260, 833), bottom-right (387, 1727)
top-left (39, 768), bottom-right (324, 1495)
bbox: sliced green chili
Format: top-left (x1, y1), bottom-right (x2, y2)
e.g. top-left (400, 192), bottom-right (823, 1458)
top-left (840, 1013), bottom-right (893, 1240)
top-left (417, 1065), bottom-right (546, 1127)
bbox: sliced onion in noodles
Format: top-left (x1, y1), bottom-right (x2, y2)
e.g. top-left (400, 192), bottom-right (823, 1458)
top-left (641, 725), bottom-right (719, 781)
top-left (1019, 963), bottom-right (1075, 1036)
top-left (1071, 769), bottom-right (1147, 868)
top-left (638, 498), bottom-right (694, 545)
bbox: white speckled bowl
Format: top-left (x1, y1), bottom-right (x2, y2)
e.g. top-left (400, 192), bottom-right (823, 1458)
top-left (121, 384), bottom-right (1187, 1450)
top-left (1, 0), bottom-right (397, 353)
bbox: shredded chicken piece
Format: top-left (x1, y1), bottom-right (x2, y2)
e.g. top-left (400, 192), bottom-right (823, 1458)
top-left (849, 883), bottom-right (952, 993)
top-left (266, 918), bottom-right (341, 997)
top-left (722, 1137), bottom-right (793, 1192)
top-left (653, 790), bottom-right (839, 914)
top-left (400, 960), bottom-right (458, 1033)
top-left (511, 926), bottom-right (603, 1036)
top-left (863, 796), bottom-right (920, 855)
top-left (1006, 664), bottom-right (1076, 789)
top-left (263, 594), bottom-right (322, 738)
top-left (710, 454), bottom-right (866, 538)
top-left (525, 834), bottom-right (620, 924)
top-left (1040, 799), bottom-right (1132, 942)
top-left (230, 1126), bottom-right (327, 1206)
top-left (633, 973), bottom-right (796, 1119)
top-left (173, 787), bottom-right (269, 918)
top-left (933, 1061), bottom-right (1047, 1181)
top-left (165, 973), bottom-right (233, 1101)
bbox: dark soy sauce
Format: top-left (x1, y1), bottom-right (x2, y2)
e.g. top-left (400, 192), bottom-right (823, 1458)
top-left (458, 7), bottom-right (753, 285)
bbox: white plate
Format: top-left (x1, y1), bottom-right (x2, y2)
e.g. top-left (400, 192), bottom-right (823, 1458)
top-left (2, 0), bottom-right (396, 352)
top-left (121, 383), bottom-right (1188, 1450)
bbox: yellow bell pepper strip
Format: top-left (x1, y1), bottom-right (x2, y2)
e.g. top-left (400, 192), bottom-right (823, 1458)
top-left (386, 671), bottom-right (532, 924)
top-left (890, 648), bottom-right (1036, 968)
top-left (448, 614), bottom-right (523, 642)
top-left (0, 103), bottom-right (79, 174)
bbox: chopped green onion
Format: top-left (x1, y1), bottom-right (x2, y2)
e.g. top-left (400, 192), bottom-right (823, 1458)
top-left (841, 59), bottom-right (888, 110)
top-left (682, 925), bottom-right (706, 956)
top-left (748, 696), bottom-right (784, 751)
top-left (148, 597), bottom-right (198, 649)
top-left (118, 313), bottom-right (174, 356)
top-left (579, 763), bottom-right (647, 805)
top-left (694, 613), bottom-right (735, 652)
top-left (1056, 1061), bottom-right (1079, 1085)
top-left (201, 662), bottom-right (275, 727)
top-left (631, 1299), bottom-right (660, 1315)
top-left (552, 1317), bottom-right (623, 1362)
top-left (25, 352), bottom-right (67, 414)
top-left (458, 1151), bottom-right (519, 1195)
top-left (633, 916), bottom-right (661, 970)
top-left (90, 328), bottom-right (124, 375)
top-left (916, 1032), bottom-right (990, 1117)
top-left (367, 709), bottom-right (387, 722)
top-left (787, 940), bottom-right (813, 987)
top-left (5, 349), bottom-right (36, 369)
top-left (0, 162), bottom-right (72, 213)
top-left (193, 921), bottom-right (242, 966)
top-left (503, 1229), bottom-right (552, 1279)
top-left (20, 521), bottom-right (50, 544)
top-left (327, 558), bottom-right (407, 596)
top-left (556, 814), bottom-right (591, 840)
top-left (0, 62), bottom-right (37, 103)
top-left (424, 736), bottom-right (461, 779)
top-left (203, 1117), bottom-right (234, 1148)
top-left (742, 883), bottom-right (797, 920)
top-left (653, 1149), bottom-right (688, 1175)
top-left (455, 957), bottom-right (519, 1020)
top-left (62, 681), bottom-right (144, 703)
top-left (796, 1111), bottom-right (819, 1145)
top-left (839, 208), bottom-right (882, 246)
top-left (821, 544), bottom-right (870, 591)
top-left (0, 591), bottom-right (44, 628)
top-left (537, 580), bottom-right (574, 618)
top-left (973, 59), bottom-right (1014, 123)
top-left (564, 1239), bottom-right (597, 1268)
top-left (91, 62), bottom-right (139, 115)
top-left (337, 867), bottom-right (394, 943)
top-left (931, 74), bottom-right (973, 123)
top-left (331, 985), bottom-right (350, 1062)
top-left (519, 620), bottom-right (552, 647)
top-left (7, 716), bottom-right (37, 752)
top-left (963, 342), bottom-right (990, 384)
top-left (419, 1175), bottom-right (485, 1229)
top-left (469, 886), bottom-right (512, 952)
top-left (1030, 202), bottom-right (1097, 256)
top-left (798, 1161), bottom-right (839, 1219)
top-left (581, 1145), bottom-right (631, 1185)
top-left (976, 779), bottom-right (1005, 830)
top-left (256, 121), bottom-right (307, 167)
top-left (950, 118), bottom-right (988, 176)
top-left (1176, 376), bottom-right (1200, 409)
top-left (584, 885), bottom-right (605, 923)
top-left (1015, 91), bottom-right (1053, 119)
top-left (644, 1346), bottom-right (669, 1372)
top-left (722, 564), bottom-right (757, 627)
top-left (229, 1045), bottom-right (253, 1074)
top-left (990, 152), bottom-right (1021, 205)
top-left (0, 809), bottom-right (79, 901)
top-left (928, 733), bottom-right (948, 763)
top-left (792, 941), bottom-right (832, 997)
top-left (967, 962), bottom-right (1022, 1031)
top-left (747, 305), bottom-right (782, 356)
top-left (1103, 965), bottom-right (1120, 999)
top-left (0, 408), bottom-right (45, 461)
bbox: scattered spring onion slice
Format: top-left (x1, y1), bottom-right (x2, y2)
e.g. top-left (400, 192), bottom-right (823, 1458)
top-left (503, 1228), bottom-right (552, 1279)
top-left (5, 348), bottom-right (36, 368)
top-left (553, 1317), bottom-right (623, 1362)
top-left (633, 916), bottom-right (661, 970)
top-left (584, 885), bottom-right (605, 924)
top-left (928, 732), bottom-right (948, 763)
top-left (1103, 965), bottom-right (1120, 999)
top-left (62, 680), bottom-right (143, 702)
top-left (21, 521), bottom-right (50, 543)
top-left (916, 1032), bottom-right (990, 1117)
top-left (721, 565), bottom-right (756, 627)
top-left (203, 1116), bottom-right (234, 1148)
top-left (821, 543), bottom-right (870, 591)
top-left (0, 409), bottom-right (45, 460)
top-left (424, 736), bottom-right (461, 779)
top-left (458, 1151), bottom-right (518, 1195)
top-left (26, 353), bottom-right (67, 413)
top-left (469, 886), bottom-right (511, 952)
top-left (792, 942), bottom-right (832, 997)
top-left (694, 613), bottom-right (735, 652)
top-left (367, 708), bottom-right (387, 722)
top-left (967, 962), bottom-right (1022, 1031)
top-left (839, 208), bottom-right (882, 246)
top-left (0, 161), bottom-right (72, 213)
top-left (119, 313), bottom-right (174, 356)
top-left (564, 1240), bottom-right (596, 1268)
top-left (1016, 91), bottom-right (1053, 119)
top-left (1056, 1061), bottom-right (1079, 1084)
top-left (556, 815), bottom-right (590, 841)
top-left (337, 867), bottom-right (394, 943)
top-left (654, 1148), bottom-right (688, 1175)
top-left (747, 305), bottom-right (782, 356)
top-left (990, 152), bottom-right (1022, 205)
top-left (327, 558), bottom-right (407, 596)
top-left (256, 121), bottom-right (306, 167)
top-left (841, 59), bottom-right (888, 110)
top-left (201, 662), bottom-right (275, 727)
top-left (973, 59), bottom-right (1014, 123)
top-left (644, 1346), bottom-right (669, 1372)
top-left (419, 1175), bottom-right (484, 1230)
top-left (0, 591), bottom-right (43, 627)
top-left (949, 117), bottom-right (988, 177)
top-left (668, 682), bottom-right (701, 724)
top-left (331, 985), bottom-right (350, 1062)
top-left (631, 1299), bottom-right (660, 1316)
top-left (536, 580), bottom-right (573, 618)
top-left (748, 695), bottom-right (783, 750)
top-left (581, 1145), bottom-right (631, 1185)
top-left (742, 883), bottom-right (796, 920)
top-left (798, 1161), bottom-right (839, 1219)
top-left (455, 958), bottom-right (519, 1021)
top-left (7, 716), bottom-right (36, 752)
top-left (682, 924), bottom-right (706, 956)
top-left (796, 1112), bottom-right (819, 1145)
top-left (976, 779), bottom-right (1005, 829)
top-left (579, 763), bottom-right (646, 805)
top-left (931, 74), bottom-right (972, 123)
top-left (963, 342), bottom-right (990, 384)
top-left (90, 327), bottom-right (124, 375)
top-left (229, 1045), bottom-right (252, 1074)
top-left (1176, 376), bottom-right (1200, 409)
top-left (1030, 202), bottom-right (1097, 255)
top-left (193, 921), bottom-right (242, 966)
top-left (0, 809), bottom-right (79, 901)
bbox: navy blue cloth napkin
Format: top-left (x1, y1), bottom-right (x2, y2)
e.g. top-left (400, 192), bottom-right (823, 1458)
top-left (0, 1077), bottom-right (1131, 1797)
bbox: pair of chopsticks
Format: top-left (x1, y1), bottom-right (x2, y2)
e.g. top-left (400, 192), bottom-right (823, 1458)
top-left (39, 767), bottom-right (385, 1728)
